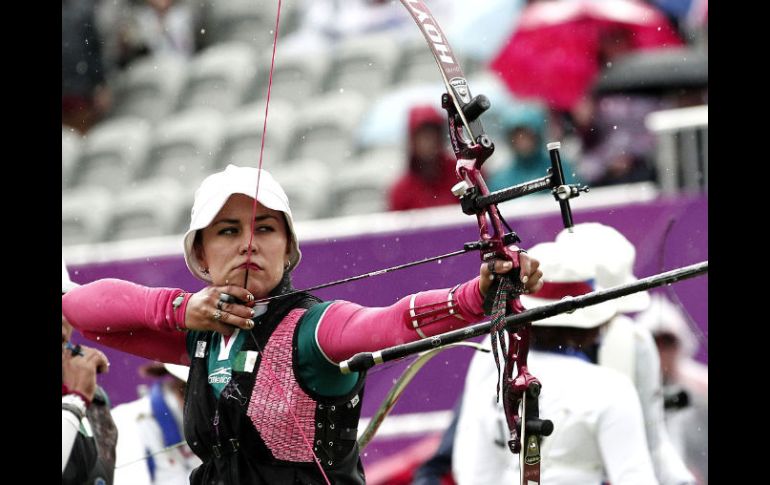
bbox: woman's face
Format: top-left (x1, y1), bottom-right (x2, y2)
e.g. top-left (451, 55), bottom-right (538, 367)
top-left (195, 194), bottom-right (290, 298)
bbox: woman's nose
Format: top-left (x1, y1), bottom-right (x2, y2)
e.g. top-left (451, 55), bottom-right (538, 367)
top-left (239, 237), bottom-right (256, 254)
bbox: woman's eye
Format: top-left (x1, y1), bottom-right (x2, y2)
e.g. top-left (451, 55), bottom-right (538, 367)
top-left (219, 227), bottom-right (238, 236)
top-left (255, 225), bottom-right (275, 233)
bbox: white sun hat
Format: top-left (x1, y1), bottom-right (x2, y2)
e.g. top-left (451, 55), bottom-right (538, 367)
top-left (556, 222), bottom-right (650, 313)
top-left (520, 241), bottom-right (617, 328)
top-left (163, 363), bottom-right (190, 382)
top-left (635, 293), bottom-right (699, 358)
top-left (182, 164), bottom-right (301, 282)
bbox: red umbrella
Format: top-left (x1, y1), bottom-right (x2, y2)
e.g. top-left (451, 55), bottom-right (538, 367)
top-left (490, 0), bottom-right (683, 111)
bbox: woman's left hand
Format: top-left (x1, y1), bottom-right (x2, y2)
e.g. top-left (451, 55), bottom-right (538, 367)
top-left (478, 251), bottom-right (543, 297)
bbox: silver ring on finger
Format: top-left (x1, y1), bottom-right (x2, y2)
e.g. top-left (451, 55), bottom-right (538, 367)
top-left (216, 299), bottom-right (225, 310)
top-left (213, 309), bottom-right (223, 322)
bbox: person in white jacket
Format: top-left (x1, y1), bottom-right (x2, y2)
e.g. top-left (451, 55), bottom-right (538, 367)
top-left (556, 223), bottom-right (696, 485)
top-left (112, 363), bottom-right (201, 485)
top-left (636, 294), bottom-right (708, 484)
top-left (453, 240), bottom-right (658, 485)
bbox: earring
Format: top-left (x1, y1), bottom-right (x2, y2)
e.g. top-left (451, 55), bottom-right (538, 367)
top-left (284, 262), bottom-right (290, 271)
top-left (201, 267), bottom-right (210, 275)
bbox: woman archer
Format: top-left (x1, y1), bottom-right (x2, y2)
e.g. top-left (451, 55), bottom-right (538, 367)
top-left (62, 164), bottom-right (544, 484)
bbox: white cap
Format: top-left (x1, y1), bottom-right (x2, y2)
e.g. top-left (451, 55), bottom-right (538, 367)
top-left (556, 222), bottom-right (650, 313)
top-left (163, 363), bottom-right (190, 382)
top-left (182, 165), bottom-right (301, 282)
top-left (635, 294), bottom-right (699, 358)
top-left (520, 241), bottom-right (617, 328)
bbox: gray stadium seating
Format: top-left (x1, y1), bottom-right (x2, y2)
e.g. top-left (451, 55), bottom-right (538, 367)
top-left (176, 43), bottom-right (258, 114)
top-left (324, 33), bottom-right (401, 98)
top-left (215, 100), bottom-right (294, 170)
top-left (62, 128), bottom-right (82, 189)
top-left (70, 117), bottom-right (152, 191)
top-left (62, 186), bottom-right (114, 245)
top-left (105, 178), bottom-right (186, 241)
top-left (285, 92), bottom-right (366, 169)
top-left (141, 108), bottom-right (225, 183)
top-left (110, 55), bottom-right (187, 122)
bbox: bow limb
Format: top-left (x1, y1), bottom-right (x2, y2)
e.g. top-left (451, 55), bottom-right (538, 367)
top-left (357, 342), bottom-right (489, 451)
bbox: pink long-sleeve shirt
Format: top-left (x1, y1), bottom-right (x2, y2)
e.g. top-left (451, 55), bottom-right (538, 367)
top-left (62, 277), bottom-right (487, 366)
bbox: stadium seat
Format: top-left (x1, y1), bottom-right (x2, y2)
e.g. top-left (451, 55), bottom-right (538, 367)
top-left (331, 152), bottom-right (401, 216)
top-left (215, 100), bottom-right (294, 170)
top-left (246, 49), bottom-right (330, 105)
top-left (199, 0), bottom-right (280, 53)
top-left (176, 43), bottom-right (258, 114)
top-left (71, 117), bottom-right (152, 191)
top-left (110, 55), bottom-right (187, 122)
top-left (105, 178), bottom-right (186, 241)
top-left (141, 108), bottom-right (225, 183)
top-left (271, 159), bottom-right (332, 220)
top-left (62, 127), bottom-right (82, 189)
top-left (62, 186), bottom-right (114, 245)
top-left (392, 38), bottom-right (443, 87)
top-left (323, 33), bottom-right (401, 98)
top-left (285, 93), bottom-right (366, 169)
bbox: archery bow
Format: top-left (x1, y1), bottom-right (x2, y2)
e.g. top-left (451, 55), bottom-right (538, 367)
top-left (395, 1), bottom-right (589, 482)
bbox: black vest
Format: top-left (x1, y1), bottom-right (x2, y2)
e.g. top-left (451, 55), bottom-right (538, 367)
top-left (184, 289), bottom-right (367, 485)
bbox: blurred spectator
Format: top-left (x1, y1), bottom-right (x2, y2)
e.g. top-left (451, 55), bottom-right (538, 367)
top-left (490, 0), bottom-right (682, 113)
top-left (453, 240), bottom-right (657, 484)
top-left (281, 0), bottom-right (456, 55)
top-left (647, 0), bottom-right (708, 45)
top-left (684, 0), bottom-right (708, 48)
top-left (597, 24), bottom-right (636, 67)
top-left (116, 0), bottom-right (197, 69)
top-left (414, 224), bottom-right (696, 484)
top-left (112, 362), bottom-right (201, 485)
top-left (388, 105), bottom-right (458, 211)
top-left (572, 94), bottom-right (667, 186)
top-left (487, 102), bottom-right (577, 191)
top-left (559, 223), bottom-right (695, 485)
top-left (62, 0), bottom-right (113, 134)
top-left (637, 294), bottom-right (708, 484)
top-left (62, 259), bottom-right (117, 485)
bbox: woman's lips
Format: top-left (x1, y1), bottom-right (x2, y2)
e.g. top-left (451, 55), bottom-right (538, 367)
top-left (238, 263), bottom-right (262, 271)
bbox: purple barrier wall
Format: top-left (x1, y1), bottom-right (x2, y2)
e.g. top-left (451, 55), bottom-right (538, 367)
top-left (67, 193), bottom-right (707, 466)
